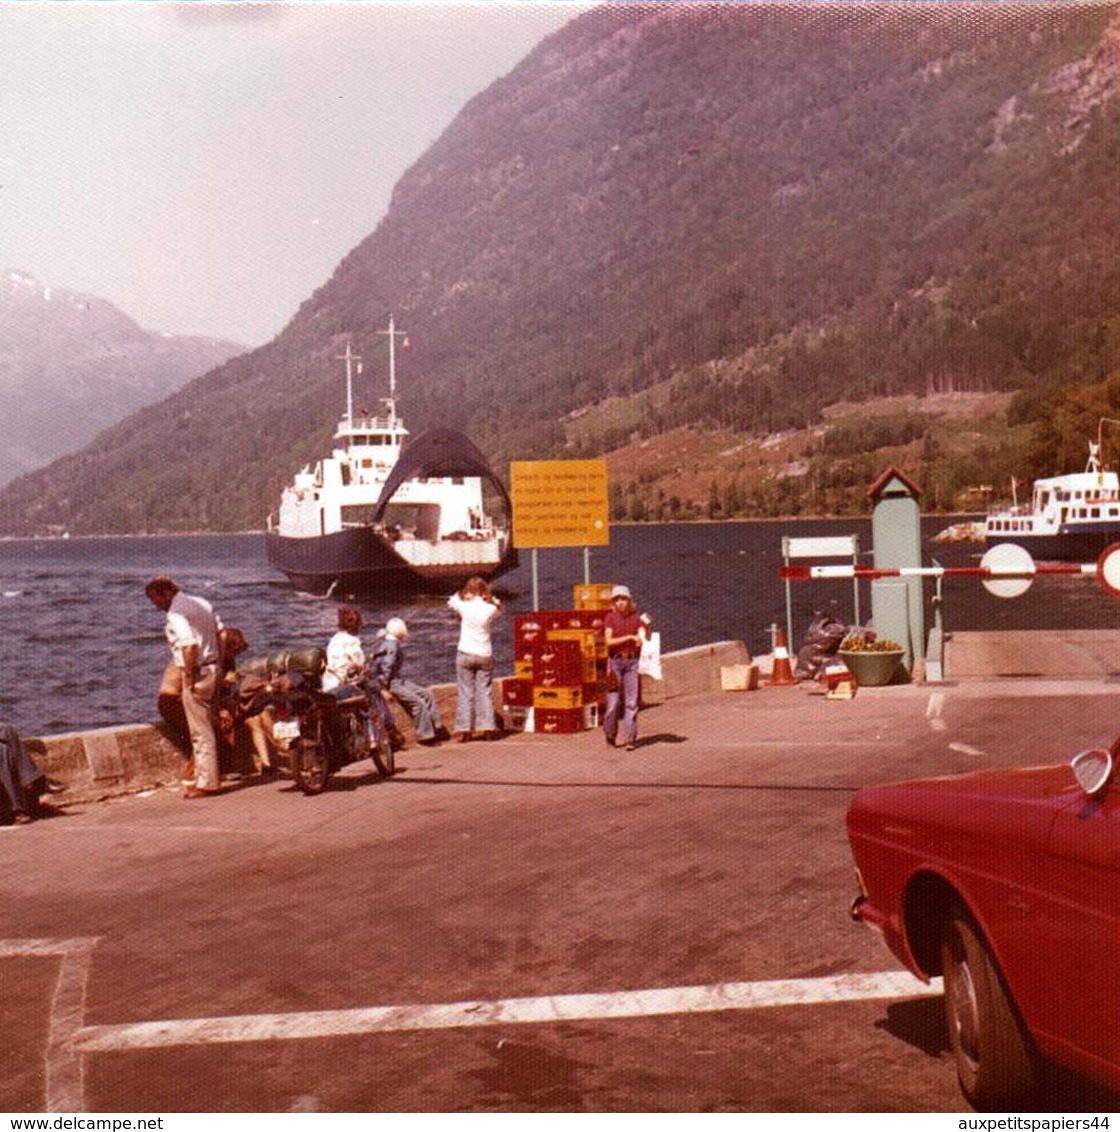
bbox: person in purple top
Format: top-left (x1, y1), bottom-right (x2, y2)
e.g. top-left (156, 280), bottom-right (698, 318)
top-left (602, 585), bottom-right (651, 751)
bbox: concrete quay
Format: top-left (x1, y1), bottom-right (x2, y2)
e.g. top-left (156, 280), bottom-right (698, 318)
top-left (19, 629), bottom-right (1120, 811)
top-left (24, 639), bottom-right (754, 808)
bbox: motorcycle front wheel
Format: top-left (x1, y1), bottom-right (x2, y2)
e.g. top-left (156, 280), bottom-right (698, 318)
top-left (293, 726), bottom-right (331, 795)
top-left (369, 715), bottom-right (396, 778)
top-left (345, 712), bottom-right (369, 764)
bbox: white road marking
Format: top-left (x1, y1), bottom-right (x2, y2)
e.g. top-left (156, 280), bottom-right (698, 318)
top-left (2, 937), bottom-right (101, 1112)
top-left (949, 741), bottom-right (986, 757)
top-left (5, 936), bottom-right (941, 1112)
top-left (71, 970), bottom-right (942, 1053)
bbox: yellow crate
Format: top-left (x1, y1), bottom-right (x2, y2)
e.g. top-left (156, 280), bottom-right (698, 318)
top-left (573, 583), bottom-right (616, 610)
top-left (533, 686), bottom-right (584, 710)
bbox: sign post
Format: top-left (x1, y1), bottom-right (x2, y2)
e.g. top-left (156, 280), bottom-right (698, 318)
top-left (510, 459), bottom-right (610, 609)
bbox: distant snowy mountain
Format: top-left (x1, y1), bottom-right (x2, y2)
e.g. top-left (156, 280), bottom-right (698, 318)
top-left (0, 268), bottom-right (246, 485)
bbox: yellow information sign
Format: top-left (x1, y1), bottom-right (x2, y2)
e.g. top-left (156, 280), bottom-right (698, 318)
top-left (510, 459), bottom-right (610, 548)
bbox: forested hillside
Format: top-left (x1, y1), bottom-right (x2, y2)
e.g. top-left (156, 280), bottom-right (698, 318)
top-left (3, 2), bottom-right (1119, 534)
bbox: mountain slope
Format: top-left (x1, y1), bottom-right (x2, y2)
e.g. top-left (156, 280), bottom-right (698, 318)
top-left (0, 269), bottom-right (246, 488)
top-left (2, 2), bottom-right (1119, 534)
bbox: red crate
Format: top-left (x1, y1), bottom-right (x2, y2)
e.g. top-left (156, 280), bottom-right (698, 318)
top-left (547, 627), bottom-right (598, 656)
top-left (534, 639), bottom-right (593, 686)
top-left (534, 705), bottom-right (597, 734)
top-left (554, 609), bottom-right (606, 634)
top-left (513, 612), bottom-right (566, 657)
top-left (584, 680), bottom-right (606, 706)
top-left (501, 678), bottom-right (534, 707)
top-left (548, 628), bottom-right (601, 674)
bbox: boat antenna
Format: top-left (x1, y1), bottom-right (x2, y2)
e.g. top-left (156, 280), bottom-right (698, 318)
top-left (1097, 417), bottom-right (1120, 471)
top-left (336, 341), bottom-right (362, 428)
top-left (376, 317), bottom-right (407, 430)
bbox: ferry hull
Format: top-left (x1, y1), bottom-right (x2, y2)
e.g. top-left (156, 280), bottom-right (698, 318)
top-left (266, 527), bottom-right (518, 597)
top-left (985, 525), bottom-right (1120, 562)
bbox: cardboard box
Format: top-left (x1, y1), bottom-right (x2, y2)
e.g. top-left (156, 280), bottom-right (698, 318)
top-left (502, 706), bottom-right (534, 733)
top-left (720, 663), bottom-right (759, 692)
top-left (573, 583), bottom-right (615, 611)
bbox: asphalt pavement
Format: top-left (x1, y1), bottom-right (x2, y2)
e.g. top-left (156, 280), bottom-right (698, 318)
top-left (3, 669), bottom-right (1119, 1113)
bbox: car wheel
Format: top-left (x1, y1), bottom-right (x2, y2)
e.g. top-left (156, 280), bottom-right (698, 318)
top-left (941, 913), bottom-right (1035, 1110)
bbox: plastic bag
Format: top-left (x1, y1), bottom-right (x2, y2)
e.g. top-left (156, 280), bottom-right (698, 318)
top-left (795, 612), bottom-right (848, 679)
top-left (638, 631), bottom-right (663, 680)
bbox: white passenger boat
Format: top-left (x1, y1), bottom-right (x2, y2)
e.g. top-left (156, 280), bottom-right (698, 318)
top-left (984, 440), bottom-right (1120, 561)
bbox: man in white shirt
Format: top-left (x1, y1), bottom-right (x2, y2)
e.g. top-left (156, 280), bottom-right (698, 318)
top-left (145, 576), bottom-right (223, 798)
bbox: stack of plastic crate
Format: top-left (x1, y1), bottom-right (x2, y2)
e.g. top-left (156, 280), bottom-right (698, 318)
top-left (501, 585), bottom-right (613, 733)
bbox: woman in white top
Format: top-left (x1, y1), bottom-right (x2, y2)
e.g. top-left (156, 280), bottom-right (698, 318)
top-left (447, 576), bottom-right (502, 741)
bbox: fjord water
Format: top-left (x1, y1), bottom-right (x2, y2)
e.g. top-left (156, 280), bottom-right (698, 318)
top-left (1, 520), bottom-right (1116, 736)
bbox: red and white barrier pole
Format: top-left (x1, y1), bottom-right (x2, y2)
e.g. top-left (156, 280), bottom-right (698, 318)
top-left (778, 542), bottom-right (1120, 599)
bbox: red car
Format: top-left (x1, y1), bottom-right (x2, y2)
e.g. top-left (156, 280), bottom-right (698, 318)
top-left (847, 746), bottom-right (1120, 1110)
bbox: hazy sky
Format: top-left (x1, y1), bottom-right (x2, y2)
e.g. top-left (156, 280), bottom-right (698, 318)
top-left (0, 1), bottom-right (589, 346)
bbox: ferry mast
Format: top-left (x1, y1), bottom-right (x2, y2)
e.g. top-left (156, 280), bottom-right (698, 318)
top-left (336, 341), bottom-right (362, 429)
top-left (377, 317), bottom-right (408, 430)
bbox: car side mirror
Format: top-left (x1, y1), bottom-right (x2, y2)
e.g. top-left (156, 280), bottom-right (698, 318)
top-left (1071, 748), bottom-right (1113, 796)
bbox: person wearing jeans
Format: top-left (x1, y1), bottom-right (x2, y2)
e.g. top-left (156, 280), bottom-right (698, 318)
top-left (371, 618), bottom-right (445, 746)
top-left (603, 585), bottom-right (650, 751)
top-left (0, 721), bottom-right (66, 824)
top-left (448, 576), bottom-right (502, 741)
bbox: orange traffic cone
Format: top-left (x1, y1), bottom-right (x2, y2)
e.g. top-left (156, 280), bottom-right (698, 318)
top-left (767, 628), bottom-right (799, 687)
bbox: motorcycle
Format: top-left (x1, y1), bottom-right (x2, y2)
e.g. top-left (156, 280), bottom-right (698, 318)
top-left (233, 648), bottom-right (396, 794)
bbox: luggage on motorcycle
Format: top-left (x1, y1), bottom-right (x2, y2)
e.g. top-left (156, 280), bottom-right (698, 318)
top-left (237, 647), bottom-right (325, 679)
top-left (329, 686), bottom-right (369, 711)
top-left (233, 673), bottom-right (272, 715)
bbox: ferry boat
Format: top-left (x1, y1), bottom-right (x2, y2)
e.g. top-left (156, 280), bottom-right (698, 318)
top-left (984, 440), bottom-right (1120, 561)
top-left (266, 322), bottom-right (517, 596)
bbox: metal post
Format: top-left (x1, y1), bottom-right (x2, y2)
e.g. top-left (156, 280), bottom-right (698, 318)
top-left (851, 533), bottom-right (861, 628)
top-left (781, 536), bottom-right (793, 648)
top-left (531, 548), bottom-right (540, 611)
top-left (927, 567), bottom-right (945, 681)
